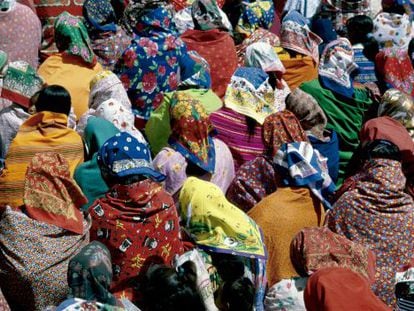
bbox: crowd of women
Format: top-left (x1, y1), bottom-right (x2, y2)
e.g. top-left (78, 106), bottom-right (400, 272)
top-left (0, 0), bottom-right (414, 309)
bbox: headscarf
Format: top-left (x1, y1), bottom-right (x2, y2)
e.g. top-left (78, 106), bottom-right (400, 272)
top-left (1, 60), bottom-right (44, 108)
top-left (378, 89), bottom-right (414, 138)
top-left (273, 142), bottom-right (336, 209)
top-left (169, 92), bottom-right (216, 174)
top-left (311, 18), bottom-right (338, 55)
top-left (23, 152), bottom-right (87, 235)
top-left (235, 0), bottom-right (275, 39)
top-left (280, 11), bottom-right (322, 63)
top-left (224, 67), bottom-right (276, 125)
top-left (395, 264), bottom-right (414, 311)
top-left (97, 132), bottom-right (165, 181)
top-left (304, 268), bottom-right (391, 311)
top-left (0, 0), bottom-right (15, 13)
top-left (54, 12), bottom-right (96, 65)
top-left (373, 13), bottom-right (412, 50)
top-left (82, 0), bottom-right (117, 36)
top-left (285, 88), bottom-right (327, 140)
top-left (290, 227), bottom-right (376, 282)
top-left (245, 42), bottom-right (286, 74)
top-left (89, 70), bottom-right (131, 110)
top-left (179, 177), bottom-right (267, 259)
top-left (179, 50), bottom-right (212, 89)
top-left (263, 110), bottom-right (308, 157)
top-left (192, 0), bottom-right (229, 31)
top-left (68, 241), bottom-right (117, 305)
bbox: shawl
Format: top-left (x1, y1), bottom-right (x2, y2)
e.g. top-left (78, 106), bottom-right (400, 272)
top-left (290, 227), bottom-right (376, 282)
top-left (0, 208), bottom-right (90, 311)
top-left (82, 0), bottom-right (117, 36)
top-left (224, 67), bottom-right (276, 125)
top-left (327, 158), bottom-right (414, 306)
top-left (284, 0), bottom-right (321, 18)
top-left (273, 142), bottom-right (335, 209)
top-left (89, 179), bottom-right (184, 300)
top-left (280, 11), bottom-right (322, 63)
top-left (0, 111), bottom-right (84, 208)
top-left (179, 50), bottom-right (212, 89)
top-left (179, 177), bottom-right (267, 259)
top-left (263, 110), bottom-right (308, 157)
top-left (23, 152), bottom-right (87, 235)
top-left (373, 13), bottom-right (412, 50)
top-left (68, 241), bottom-right (117, 305)
top-left (191, 0), bottom-right (229, 31)
top-left (235, 0), bottom-right (275, 39)
top-left (319, 38), bottom-right (358, 99)
top-left (169, 92), bottom-right (216, 173)
top-left (74, 117), bottom-right (119, 211)
top-left (304, 268), bottom-right (391, 311)
top-left (248, 187), bottom-right (325, 286)
top-left (264, 277), bottom-right (307, 311)
top-left (245, 42), bottom-right (286, 74)
top-left (353, 44), bottom-right (377, 84)
top-left (181, 28), bottom-right (238, 98)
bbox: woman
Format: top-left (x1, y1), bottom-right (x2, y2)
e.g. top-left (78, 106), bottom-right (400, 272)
top-left (327, 139), bottom-right (414, 306)
top-left (373, 12), bottom-right (412, 51)
top-left (300, 38), bottom-right (373, 185)
top-left (83, 0), bottom-right (131, 70)
top-left (90, 132), bottom-right (185, 302)
top-left (38, 12), bottom-right (103, 119)
top-left (0, 152), bottom-right (90, 311)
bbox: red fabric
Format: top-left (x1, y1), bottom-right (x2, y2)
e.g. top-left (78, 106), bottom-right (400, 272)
top-left (181, 29), bottom-right (238, 98)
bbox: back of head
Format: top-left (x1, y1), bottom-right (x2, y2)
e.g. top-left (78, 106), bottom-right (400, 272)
top-left (35, 85), bottom-right (71, 116)
top-left (346, 15), bottom-right (373, 45)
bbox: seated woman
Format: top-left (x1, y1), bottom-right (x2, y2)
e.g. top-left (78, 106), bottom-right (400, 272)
top-left (38, 12), bottom-right (103, 120)
top-left (373, 12), bottom-right (412, 51)
top-left (0, 85), bottom-right (84, 208)
top-left (327, 139), bottom-right (414, 307)
top-left (89, 132), bottom-right (185, 302)
top-left (300, 38), bottom-right (373, 185)
top-left (0, 152), bottom-right (90, 311)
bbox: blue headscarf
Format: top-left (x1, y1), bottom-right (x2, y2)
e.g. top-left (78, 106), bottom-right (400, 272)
top-left (83, 0), bottom-right (117, 35)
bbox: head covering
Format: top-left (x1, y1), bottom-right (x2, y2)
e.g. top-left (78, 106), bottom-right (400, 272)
top-left (179, 50), bottom-right (212, 89)
top-left (235, 0), bottom-right (275, 38)
top-left (396, 264), bottom-right (414, 311)
top-left (286, 88), bottom-right (327, 140)
top-left (89, 70), bottom-right (131, 110)
top-left (82, 0), bottom-right (117, 35)
top-left (98, 132), bottom-right (165, 181)
top-left (68, 241), bottom-right (117, 305)
top-left (273, 142), bottom-right (336, 209)
top-left (191, 0), bottom-right (229, 31)
top-left (0, 0), bottom-right (16, 13)
top-left (245, 42), bottom-right (286, 74)
top-left (319, 38), bottom-right (358, 99)
top-left (304, 268), bottom-right (391, 311)
top-left (23, 152), bottom-right (87, 235)
top-left (311, 18), bottom-right (338, 55)
top-left (280, 11), bottom-right (322, 63)
top-left (263, 110), bottom-right (309, 157)
top-left (373, 12), bottom-right (412, 50)
top-left (54, 12), bottom-right (96, 65)
top-left (169, 92), bottom-right (216, 174)
top-left (224, 67), bottom-right (276, 125)
top-left (179, 177), bottom-right (267, 259)
top-left (0, 50), bottom-right (7, 75)
top-left (1, 60), bottom-right (44, 108)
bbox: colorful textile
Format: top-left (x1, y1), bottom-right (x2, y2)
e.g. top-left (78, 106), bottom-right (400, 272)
top-left (98, 132), bottom-right (164, 181)
top-left (312, 18), bottom-right (338, 55)
top-left (191, 0), bottom-right (228, 31)
top-left (248, 187), bottom-right (325, 286)
top-left (169, 92), bottom-right (216, 173)
top-left (170, 0), bottom-right (225, 11)
top-left (353, 44), bottom-right (377, 84)
top-left (55, 298), bottom-right (124, 311)
top-left (224, 67), bottom-right (276, 125)
top-left (280, 11), bottom-right (322, 63)
top-left (395, 265), bottom-right (414, 311)
top-left (89, 179), bottom-right (184, 300)
top-left (0, 111), bottom-right (84, 208)
top-left (264, 277), bottom-right (308, 311)
top-left (327, 158), bottom-right (414, 306)
top-left (0, 2), bottom-right (41, 69)
top-left (373, 13), bottom-right (412, 50)
top-left (179, 50), bottom-right (212, 89)
top-left (82, 0), bottom-right (116, 35)
top-left (319, 38), bottom-right (358, 99)
top-left (235, 0), bottom-right (275, 39)
top-left (284, 0), bottom-right (321, 18)
top-left (245, 42), bottom-right (285, 74)
top-left (273, 142), bottom-right (335, 209)
top-left (263, 110), bottom-right (308, 157)
top-left (23, 152), bottom-right (86, 235)
top-left (179, 177), bottom-right (267, 259)
top-left (304, 268), bottom-right (391, 311)
top-left (290, 227), bottom-right (376, 282)
top-left (0, 207), bottom-right (90, 310)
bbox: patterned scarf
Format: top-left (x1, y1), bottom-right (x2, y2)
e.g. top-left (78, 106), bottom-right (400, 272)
top-left (373, 13), bottom-right (412, 50)
top-left (235, 0), bottom-right (275, 39)
top-left (192, 0), bottom-right (228, 31)
top-left (83, 0), bottom-right (117, 36)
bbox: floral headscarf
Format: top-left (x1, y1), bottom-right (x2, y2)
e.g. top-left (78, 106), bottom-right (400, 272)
top-left (235, 0), bottom-right (275, 39)
top-left (224, 67), bottom-right (276, 124)
top-left (192, 0), bottom-right (229, 31)
top-left (280, 10), bottom-right (322, 63)
top-left (83, 0), bottom-right (117, 36)
top-left (23, 152), bottom-right (87, 235)
top-left (169, 92), bottom-right (216, 173)
top-left (54, 12), bottom-right (96, 65)
top-left (245, 42), bottom-right (286, 74)
top-left (319, 38), bottom-right (358, 99)
top-left (373, 13), bottom-right (412, 50)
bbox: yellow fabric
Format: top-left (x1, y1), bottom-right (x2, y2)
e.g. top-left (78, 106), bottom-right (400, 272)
top-left (179, 177), bottom-right (266, 259)
top-left (38, 54), bottom-right (103, 119)
top-left (276, 47), bottom-right (318, 90)
top-left (0, 111), bottom-right (84, 208)
top-left (248, 187), bottom-right (325, 287)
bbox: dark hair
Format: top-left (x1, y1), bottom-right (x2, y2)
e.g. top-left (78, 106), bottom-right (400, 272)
top-left (346, 15), bottom-right (373, 45)
top-left (54, 30), bottom-right (71, 52)
top-left (409, 38), bottom-right (414, 67)
top-left (186, 160), bottom-right (208, 177)
top-left (143, 263), bottom-right (206, 311)
top-left (245, 116), bottom-right (258, 138)
top-left (35, 85), bottom-right (71, 116)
